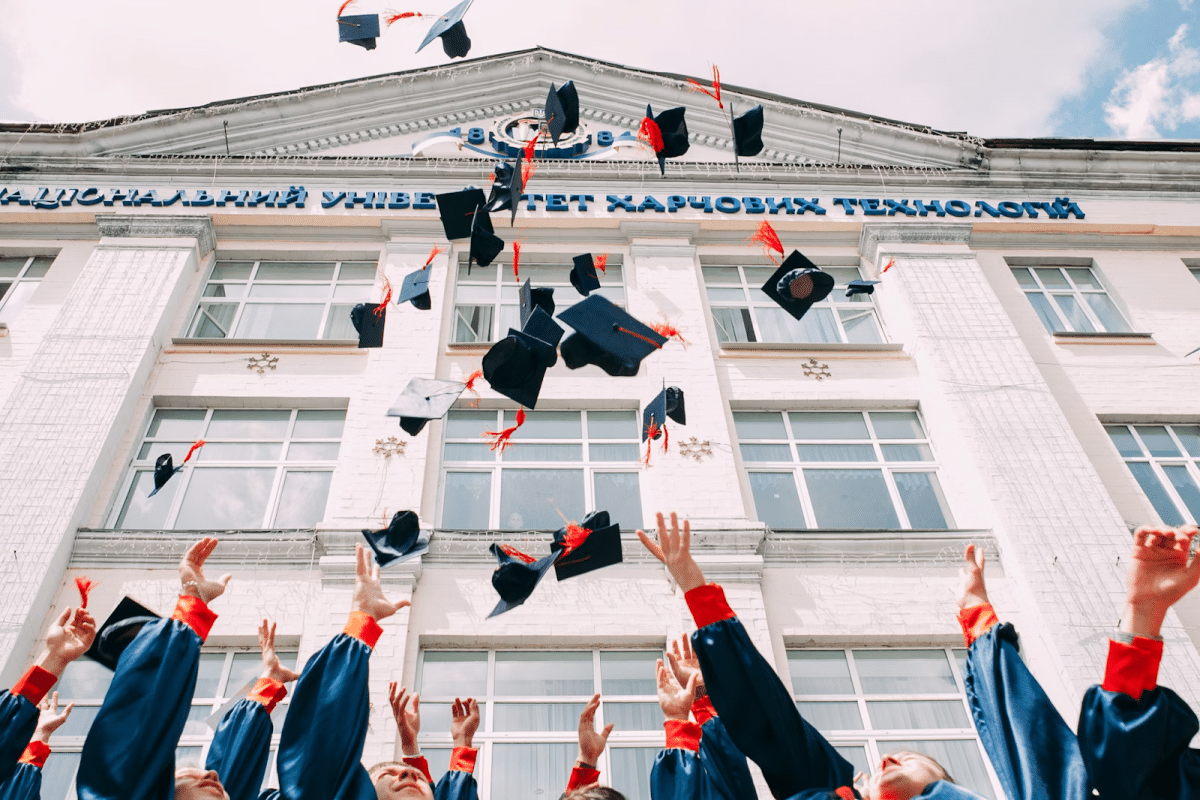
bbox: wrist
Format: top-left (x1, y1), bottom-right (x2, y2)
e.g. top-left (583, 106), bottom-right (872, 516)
top-left (957, 592), bottom-right (989, 611)
top-left (35, 650), bottom-right (70, 678)
top-left (1120, 602), bottom-right (1168, 639)
top-left (452, 736), bottom-right (473, 749)
top-left (31, 730), bottom-right (53, 745)
top-left (401, 741), bottom-right (421, 757)
top-left (575, 753), bottom-right (596, 769)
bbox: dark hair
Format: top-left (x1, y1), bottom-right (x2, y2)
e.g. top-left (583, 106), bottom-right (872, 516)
top-left (884, 750), bottom-right (956, 785)
top-left (559, 787), bottom-right (627, 800)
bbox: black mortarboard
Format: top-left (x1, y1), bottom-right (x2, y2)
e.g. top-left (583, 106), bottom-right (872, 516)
top-left (645, 105), bottom-right (690, 176)
top-left (521, 306), bottom-right (564, 348)
top-left (469, 207), bottom-right (505, 270)
top-left (416, 0), bottom-right (474, 58)
top-left (362, 510), bottom-right (429, 567)
top-left (350, 303), bottom-right (386, 348)
top-left (488, 544), bottom-right (561, 618)
top-left (397, 269), bottom-right (432, 310)
top-left (761, 251), bottom-right (835, 322)
top-left (482, 328), bottom-right (557, 409)
top-left (485, 160), bottom-right (522, 225)
top-left (544, 82), bottom-right (580, 145)
top-left (520, 279), bottom-right (555, 327)
top-left (387, 377), bottom-right (466, 436)
top-left (150, 454), bottom-right (180, 497)
top-left (569, 254), bottom-right (602, 297)
top-left (557, 295), bottom-right (667, 377)
top-left (846, 279), bottom-right (880, 297)
top-left (642, 386), bottom-right (686, 442)
top-left (552, 510), bottom-right (623, 581)
top-left (732, 105), bottom-right (765, 157)
top-left (436, 188), bottom-right (492, 241)
top-left (338, 14), bottom-right (380, 50)
top-left (85, 596), bottom-right (160, 671)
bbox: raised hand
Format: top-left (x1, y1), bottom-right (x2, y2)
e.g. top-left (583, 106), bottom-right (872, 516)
top-left (389, 682), bottom-right (421, 756)
top-left (637, 511), bottom-right (707, 592)
top-left (956, 544), bottom-right (990, 610)
top-left (31, 692), bottom-right (74, 744)
top-left (451, 697), bottom-right (480, 749)
top-left (41, 607), bottom-right (97, 676)
top-left (1121, 525), bottom-right (1200, 638)
top-left (667, 636), bottom-right (705, 699)
top-left (353, 544), bottom-right (411, 622)
top-left (258, 620), bottom-right (300, 683)
top-left (179, 537), bottom-right (231, 604)
top-left (576, 693), bottom-right (613, 768)
top-left (656, 658), bottom-right (697, 722)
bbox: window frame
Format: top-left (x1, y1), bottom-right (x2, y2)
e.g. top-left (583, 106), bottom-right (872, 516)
top-left (0, 255), bottom-right (54, 322)
top-left (1010, 265), bottom-right (1132, 334)
top-left (1105, 422), bottom-right (1200, 526)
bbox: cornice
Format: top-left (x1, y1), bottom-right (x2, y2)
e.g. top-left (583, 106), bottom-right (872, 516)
top-left (859, 222), bottom-right (973, 263)
top-left (95, 213), bottom-right (216, 255)
top-left (761, 529), bottom-right (997, 565)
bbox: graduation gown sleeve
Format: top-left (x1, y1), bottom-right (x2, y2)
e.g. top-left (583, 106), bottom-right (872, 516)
top-left (651, 720), bottom-right (704, 800)
top-left (433, 749), bottom-right (479, 800)
top-left (0, 742), bottom-right (50, 800)
top-left (0, 667), bottom-right (56, 785)
top-left (692, 697), bottom-right (756, 800)
top-left (205, 678), bottom-right (288, 800)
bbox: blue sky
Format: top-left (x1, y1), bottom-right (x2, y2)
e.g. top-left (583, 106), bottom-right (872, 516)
top-left (0, 0), bottom-right (1196, 141)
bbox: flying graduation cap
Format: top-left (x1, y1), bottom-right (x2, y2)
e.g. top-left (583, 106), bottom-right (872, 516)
top-left (416, 0), bottom-right (474, 58)
top-left (557, 295), bottom-right (667, 377)
top-left (350, 303), bottom-right (386, 347)
top-left (337, 12), bottom-right (381, 50)
top-left (520, 279), bottom-right (555, 327)
top-left (85, 596), bottom-right (161, 671)
top-left (639, 105), bottom-right (690, 177)
top-left (482, 307), bottom-right (562, 410)
top-left (488, 543), bottom-right (561, 618)
top-left (544, 82), bottom-right (580, 145)
top-left (436, 188), bottom-right (491, 241)
top-left (551, 510), bottom-right (623, 581)
top-left (149, 440), bottom-right (205, 497)
top-left (362, 510), bottom-right (429, 567)
top-left (761, 252), bottom-right (835, 322)
top-left (569, 254), bottom-right (602, 297)
top-left (731, 104), bottom-right (765, 157)
top-left (397, 268), bottom-right (432, 310)
top-left (641, 386), bottom-right (686, 466)
top-left (485, 160), bottom-right (521, 224)
top-left (846, 279), bottom-right (880, 297)
top-left (469, 207), bottom-right (505, 270)
top-left (387, 377), bottom-right (467, 435)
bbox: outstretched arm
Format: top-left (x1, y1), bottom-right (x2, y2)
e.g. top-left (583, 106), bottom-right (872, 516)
top-left (649, 660), bottom-right (702, 800)
top-left (0, 694), bottom-right (76, 800)
top-left (564, 694), bottom-right (612, 794)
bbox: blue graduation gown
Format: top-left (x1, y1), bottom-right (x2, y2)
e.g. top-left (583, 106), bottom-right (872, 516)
top-left (206, 697), bottom-right (276, 800)
top-left (0, 762), bottom-right (41, 800)
top-left (699, 714), bottom-right (757, 800)
top-left (0, 683), bottom-right (43, 785)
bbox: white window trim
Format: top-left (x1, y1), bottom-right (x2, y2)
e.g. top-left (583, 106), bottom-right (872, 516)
top-left (0, 255), bottom-right (54, 323)
top-left (1011, 265), bottom-right (1131, 334)
top-left (1107, 423), bottom-right (1200, 526)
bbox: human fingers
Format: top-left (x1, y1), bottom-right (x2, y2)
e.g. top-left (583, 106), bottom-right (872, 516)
top-left (356, 544), bottom-right (368, 577)
top-left (636, 530), bottom-right (666, 563)
top-left (600, 722), bottom-right (614, 742)
top-left (393, 599), bottom-right (412, 612)
top-left (54, 607), bottom-right (71, 628)
top-left (682, 517), bottom-right (690, 554)
top-left (60, 702), bottom-right (73, 720)
top-left (682, 635), bottom-right (694, 661)
top-left (49, 692), bottom-right (58, 715)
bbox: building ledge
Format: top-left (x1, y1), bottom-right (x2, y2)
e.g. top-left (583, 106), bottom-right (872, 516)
top-left (1052, 332), bottom-right (1155, 344)
top-left (761, 528), bottom-right (996, 565)
top-left (718, 341), bottom-right (908, 358)
top-left (170, 337), bottom-right (360, 348)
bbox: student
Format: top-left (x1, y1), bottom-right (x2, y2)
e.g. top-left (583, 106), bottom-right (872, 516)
top-left (380, 681), bottom-right (480, 799)
top-left (562, 694), bottom-right (622, 800)
top-left (0, 693), bottom-right (75, 800)
top-left (638, 512), bottom-right (982, 800)
top-left (1076, 525), bottom-right (1200, 799)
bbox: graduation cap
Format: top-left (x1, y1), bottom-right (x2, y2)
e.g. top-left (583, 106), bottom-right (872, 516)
top-left (338, 13), bottom-right (381, 50)
top-left (85, 596), bottom-right (160, 671)
top-left (397, 269), bottom-right (432, 310)
top-left (544, 82), bottom-right (580, 146)
top-left (470, 208), bottom-right (505, 270)
top-left (760, 252), bottom-right (835, 322)
top-left (362, 510), bottom-right (429, 567)
top-left (520, 280), bottom-right (555, 327)
top-left (846, 279), bottom-right (880, 298)
top-left (387, 377), bottom-right (466, 436)
top-left (487, 543), bottom-right (561, 618)
top-left (149, 441), bottom-right (205, 497)
top-left (522, 305), bottom-right (564, 348)
top-left (557, 295), bottom-right (667, 377)
top-left (552, 510), bottom-right (623, 581)
top-left (642, 386), bottom-right (686, 442)
top-left (641, 105), bottom-right (690, 177)
top-left (482, 326), bottom-right (557, 409)
top-left (416, 0), bottom-right (474, 58)
top-left (350, 303), bottom-right (386, 348)
top-left (569, 254), bottom-right (602, 297)
top-left (485, 160), bottom-right (522, 225)
top-left (731, 104), bottom-right (765, 157)
top-left (436, 188), bottom-right (492, 241)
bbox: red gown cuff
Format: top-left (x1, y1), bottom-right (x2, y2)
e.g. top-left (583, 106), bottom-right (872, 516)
top-left (402, 755), bottom-right (432, 783)
top-left (684, 584), bottom-right (736, 630)
top-left (19, 741), bottom-right (49, 768)
top-left (664, 719), bottom-right (701, 752)
top-left (1102, 636), bottom-right (1164, 700)
top-left (691, 694), bottom-right (716, 726)
top-left (957, 603), bottom-right (1000, 648)
top-left (567, 765), bottom-right (601, 791)
top-left (11, 666), bottom-right (56, 705)
top-left (247, 677), bottom-right (288, 712)
top-left (171, 595), bottom-right (218, 642)
top-left (343, 611), bottom-right (383, 649)
top-left (449, 746), bottom-right (478, 774)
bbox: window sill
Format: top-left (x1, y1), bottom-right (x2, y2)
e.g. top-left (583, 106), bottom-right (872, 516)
top-left (719, 342), bottom-right (906, 355)
top-left (170, 338), bottom-right (361, 348)
top-left (447, 341), bottom-right (494, 350)
top-left (762, 528), bottom-right (996, 565)
top-left (1052, 332), bottom-right (1155, 344)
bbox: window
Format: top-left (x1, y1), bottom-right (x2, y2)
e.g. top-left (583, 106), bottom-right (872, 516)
top-left (0, 255), bottom-right (53, 323)
top-left (1189, 267), bottom-right (1200, 284)
top-left (1010, 266), bottom-right (1131, 334)
top-left (40, 646), bottom-right (298, 800)
top-left (703, 264), bottom-right (882, 345)
top-left (416, 649), bottom-right (662, 800)
top-left (187, 259), bottom-right (377, 340)
top-left (788, 647), bottom-right (997, 799)
top-left (735, 411), bottom-right (953, 530)
top-left (114, 408), bottom-right (344, 530)
top-left (441, 410), bottom-right (643, 531)
top-left (452, 258), bottom-right (625, 344)
top-left (1106, 423), bottom-right (1200, 525)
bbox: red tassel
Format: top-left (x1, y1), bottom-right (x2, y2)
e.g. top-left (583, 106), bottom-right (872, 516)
top-left (423, 245), bottom-right (445, 269)
top-left (651, 322), bottom-right (688, 349)
top-left (384, 11), bottom-right (426, 25)
top-left (560, 523), bottom-right (592, 556)
top-left (484, 408), bottom-right (526, 452)
top-left (642, 421), bottom-right (660, 467)
top-left (512, 241), bottom-right (521, 283)
top-left (882, 258), bottom-right (895, 274)
top-left (462, 369), bottom-right (484, 408)
top-left (337, 0), bottom-right (357, 16)
top-left (661, 424), bottom-right (669, 456)
top-left (75, 576), bottom-right (95, 608)
top-left (182, 440), bottom-right (206, 464)
top-left (523, 133), bottom-right (539, 163)
top-left (500, 545), bottom-right (537, 564)
top-left (594, 253), bottom-right (608, 274)
top-left (638, 116), bottom-right (664, 154)
top-left (521, 160), bottom-right (538, 189)
top-left (749, 220), bottom-right (784, 263)
top-left (376, 276), bottom-right (392, 312)
top-left (686, 65), bottom-right (723, 109)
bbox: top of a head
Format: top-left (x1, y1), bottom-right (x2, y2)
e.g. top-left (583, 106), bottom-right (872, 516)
top-left (888, 751), bottom-right (955, 784)
top-left (560, 787), bottom-right (627, 800)
top-left (173, 768), bottom-right (229, 800)
top-left (369, 762), bottom-right (434, 800)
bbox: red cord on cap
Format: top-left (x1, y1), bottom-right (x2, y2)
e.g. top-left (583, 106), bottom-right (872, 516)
top-left (484, 408), bottom-right (526, 453)
top-left (500, 545), bottom-right (537, 564)
top-left (686, 65), bottom-right (723, 109)
top-left (749, 220), bottom-right (784, 264)
top-left (638, 117), bottom-right (664, 154)
top-left (75, 576), bottom-right (96, 608)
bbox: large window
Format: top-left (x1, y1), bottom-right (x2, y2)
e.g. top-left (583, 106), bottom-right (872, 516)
top-left (1010, 266), bottom-right (1131, 334)
top-left (735, 410), bottom-right (953, 530)
top-left (416, 649), bottom-right (662, 800)
top-left (441, 410), bottom-right (643, 531)
top-left (788, 647), bottom-right (997, 799)
top-left (1106, 423), bottom-right (1200, 525)
top-left (114, 408), bottom-right (344, 530)
top-left (40, 646), bottom-right (298, 800)
top-left (187, 259), bottom-right (377, 340)
top-left (703, 264), bottom-right (882, 345)
top-left (452, 258), bottom-right (625, 344)
top-left (0, 255), bottom-right (53, 323)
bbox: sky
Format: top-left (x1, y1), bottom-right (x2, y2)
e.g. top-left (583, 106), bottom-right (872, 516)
top-left (0, 0), bottom-right (1197, 140)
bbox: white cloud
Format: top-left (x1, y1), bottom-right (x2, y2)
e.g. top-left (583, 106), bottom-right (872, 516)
top-left (1104, 23), bottom-right (1200, 137)
top-left (1182, 0), bottom-right (1194, 10)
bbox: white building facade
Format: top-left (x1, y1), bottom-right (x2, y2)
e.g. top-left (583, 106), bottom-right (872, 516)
top-left (2, 47), bottom-right (1200, 800)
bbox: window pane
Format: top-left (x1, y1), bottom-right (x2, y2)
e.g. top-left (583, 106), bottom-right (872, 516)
top-left (338, 263), bottom-right (378, 281)
top-left (194, 653), bottom-right (227, 697)
top-left (610, 748), bottom-right (658, 800)
top-left (804, 469), bottom-right (900, 529)
top-left (1083, 293), bottom-right (1132, 333)
top-left (234, 303), bottom-right (324, 339)
top-left (417, 702), bottom-right (487, 733)
top-left (702, 267), bottom-right (741, 284)
top-left (1066, 268), bottom-right (1102, 289)
top-left (604, 703), bottom-right (660, 730)
top-left (601, 651), bottom-right (659, 694)
top-left (147, 409), bottom-right (207, 439)
top-left (1136, 426), bottom-right (1181, 457)
top-left (854, 650), bottom-right (956, 694)
top-left (274, 471), bottom-right (332, 527)
top-left (1034, 268), bottom-right (1070, 289)
top-left (182, 705), bottom-right (213, 736)
top-left (1162, 465), bottom-right (1200, 522)
top-left (446, 410), bottom-right (497, 438)
top-left (867, 700), bottom-right (968, 729)
top-left (1126, 462), bottom-right (1185, 525)
top-left (594, 473), bottom-right (643, 530)
top-left (0, 281), bottom-right (37, 322)
top-left (588, 411), bottom-right (638, 439)
top-left (1010, 267), bottom-right (1037, 288)
top-left (493, 703), bottom-right (584, 731)
top-left (444, 443), bottom-right (494, 462)
top-left (454, 305), bottom-right (493, 343)
top-left (795, 308), bottom-right (841, 344)
top-left (591, 444), bottom-right (640, 461)
top-left (1173, 425), bottom-right (1200, 457)
top-left (459, 260), bottom-right (496, 281)
top-left (870, 412), bottom-right (925, 439)
top-left (888, 740), bottom-right (994, 800)
top-left (881, 444), bottom-right (934, 462)
top-left (501, 444), bottom-right (583, 462)
top-left (294, 410), bottom-right (346, 438)
top-left (441, 473), bottom-right (491, 529)
top-left (255, 262), bottom-right (335, 281)
top-left (748, 472), bottom-right (805, 529)
top-left (0, 257), bottom-right (25, 277)
top-left (189, 303), bottom-right (237, 338)
top-left (504, 411), bottom-right (581, 440)
top-left (174, 468), bottom-right (275, 529)
top-left (57, 660), bottom-right (113, 699)
top-left (207, 410), bottom-right (290, 439)
top-left (421, 652), bottom-right (488, 697)
top-left (116, 471), bottom-right (176, 529)
top-left (797, 444), bottom-right (877, 462)
top-left (1025, 292), bottom-right (1064, 333)
top-left (754, 307), bottom-right (823, 344)
top-left (226, 653), bottom-right (268, 696)
top-left (41, 752), bottom-right (81, 800)
top-left (247, 283), bottom-right (330, 298)
top-left (332, 284), bottom-right (371, 300)
top-left (894, 472), bottom-right (952, 529)
top-left (287, 442), bottom-right (341, 460)
top-left (712, 307), bottom-right (754, 343)
top-left (198, 442), bottom-right (282, 461)
top-left (789, 412), bottom-right (869, 440)
top-left (1051, 294), bottom-right (1095, 333)
top-left (840, 308), bottom-right (883, 344)
top-left (733, 412), bottom-right (787, 440)
top-left (211, 262), bottom-right (253, 280)
top-left (1106, 426), bottom-right (1142, 457)
top-left (788, 651), bottom-right (853, 695)
top-left (797, 701), bottom-right (863, 731)
top-left (499, 469), bottom-right (584, 530)
top-left (833, 746), bottom-right (870, 780)
top-left (27, 257), bottom-right (55, 276)
top-left (56, 704), bottom-right (100, 737)
top-left (494, 652), bottom-right (592, 695)
top-left (707, 287), bottom-right (747, 302)
top-left (740, 444), bottom-right (792, 462)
